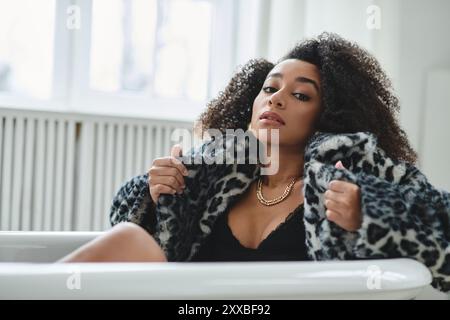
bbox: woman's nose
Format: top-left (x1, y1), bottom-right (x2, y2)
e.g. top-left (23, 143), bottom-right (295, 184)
top-left (269, 92), bottom-right (285, 108)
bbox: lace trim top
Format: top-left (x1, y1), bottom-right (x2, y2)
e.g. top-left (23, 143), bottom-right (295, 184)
top-left (191, 203), bottom-right (308, 262)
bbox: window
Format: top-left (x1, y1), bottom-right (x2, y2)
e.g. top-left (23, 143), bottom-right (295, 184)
top-left (0, 0), bottom-right (236, 121)
top-left (0, 0), bottom-right (56, 100)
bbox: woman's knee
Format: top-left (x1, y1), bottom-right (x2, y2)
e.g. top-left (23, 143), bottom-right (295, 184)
top-left (99, 222), bottom-right (167, 262)
top-left (59, 222), bottom-right (167, 262)
top-left (111, 222), bottom-right (155, 245)
top-left (111, 221), bottom-right (150, 239)
top-left (109, 222), bottom-right (144, 244)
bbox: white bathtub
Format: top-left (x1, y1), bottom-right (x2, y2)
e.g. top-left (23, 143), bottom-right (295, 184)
top-left (0, 231), bottom-right (440, 300)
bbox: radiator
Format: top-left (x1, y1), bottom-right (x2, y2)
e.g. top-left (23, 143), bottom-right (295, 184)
top-left (0, 107), bottom-right (193, 231)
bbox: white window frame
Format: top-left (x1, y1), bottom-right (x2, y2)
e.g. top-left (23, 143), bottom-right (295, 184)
top-left (0, 0), bottom-right (237, 122)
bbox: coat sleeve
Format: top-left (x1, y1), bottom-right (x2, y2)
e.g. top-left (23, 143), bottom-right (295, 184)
top-left (304, 132), bottom-right (450, 293)
top-left (354, 166), bottom-right (450, 292)
top-left (109, 174), bottom-right (158, 235)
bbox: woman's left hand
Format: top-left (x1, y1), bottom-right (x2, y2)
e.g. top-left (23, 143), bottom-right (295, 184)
top-left (324, 161), bottom-right (362, 232)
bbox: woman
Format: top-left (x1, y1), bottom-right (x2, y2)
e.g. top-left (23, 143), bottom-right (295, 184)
top-left (59, 33), bottom-right (450, 293)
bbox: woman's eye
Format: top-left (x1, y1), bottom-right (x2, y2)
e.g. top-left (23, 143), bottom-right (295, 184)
top-left (263, 87), bottom-right (310, 102)
top-left (293, 93), bottom-right (310, 102)
top-left (262, 86), bottom-right (277, 93)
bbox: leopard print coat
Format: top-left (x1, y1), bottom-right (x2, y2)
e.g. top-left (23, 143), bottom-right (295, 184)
top-left (110, 131), bottom-right (450, 292)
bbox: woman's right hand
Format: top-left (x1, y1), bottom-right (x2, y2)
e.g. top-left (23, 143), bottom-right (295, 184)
top-left (148, 144), bottom-right (189, 203)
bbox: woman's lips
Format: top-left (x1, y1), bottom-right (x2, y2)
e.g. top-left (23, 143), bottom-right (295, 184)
top-left (259, 111), bottom-right (285, 126)
top-left (259, 118), bottom-right (284, 127)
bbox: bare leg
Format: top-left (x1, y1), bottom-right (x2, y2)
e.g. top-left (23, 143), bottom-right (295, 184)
top-left (57, 222), bottom-right (167, 263)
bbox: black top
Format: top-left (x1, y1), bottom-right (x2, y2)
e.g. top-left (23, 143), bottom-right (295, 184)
top-left (191, 203), bottom-right (308, 262)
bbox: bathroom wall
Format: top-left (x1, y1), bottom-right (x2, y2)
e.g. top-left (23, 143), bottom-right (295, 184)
top-left (396, 0), bottom-right (450, 190)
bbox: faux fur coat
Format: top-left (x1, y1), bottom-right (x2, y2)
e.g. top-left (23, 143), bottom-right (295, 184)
top-left (110, 131), bottom-right (450, 292)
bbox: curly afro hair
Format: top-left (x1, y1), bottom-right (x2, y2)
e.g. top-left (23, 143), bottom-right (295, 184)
top-left (197, 32), bottom-right (417, 164)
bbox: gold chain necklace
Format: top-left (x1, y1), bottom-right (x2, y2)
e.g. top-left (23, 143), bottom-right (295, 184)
top-left (256, 177), bottom-right (297, 206)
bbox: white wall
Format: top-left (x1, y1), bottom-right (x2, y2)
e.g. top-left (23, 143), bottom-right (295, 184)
top-left (398, 0), bottom-right (450, 175)
top-left (234, 0), bottom-right (307, 66)
top-left (304, 0), bottom-right (374, 49)
top-left (422, 70), bottom-right (450, 190)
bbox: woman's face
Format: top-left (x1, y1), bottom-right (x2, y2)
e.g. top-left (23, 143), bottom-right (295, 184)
top-left (250, 59), bottom-right (322, 148)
